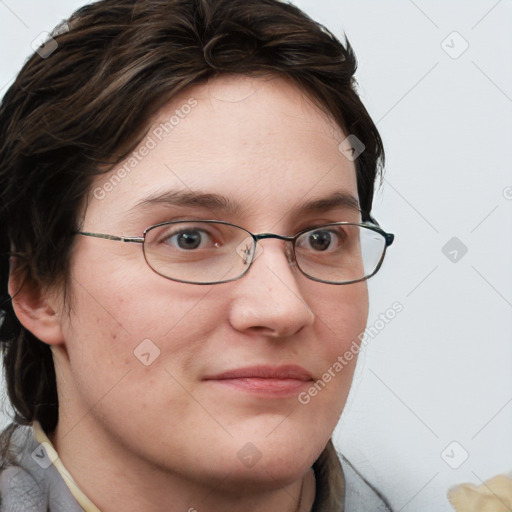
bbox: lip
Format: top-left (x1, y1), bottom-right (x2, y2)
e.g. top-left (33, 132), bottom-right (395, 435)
top-left (203, 365), bottom-right (313, 396)
top-left (204, 364), bottom-right (313, 381)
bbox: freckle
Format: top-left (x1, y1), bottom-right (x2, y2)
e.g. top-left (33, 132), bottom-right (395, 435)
top-left (112, 333), bottom-right (117, 340)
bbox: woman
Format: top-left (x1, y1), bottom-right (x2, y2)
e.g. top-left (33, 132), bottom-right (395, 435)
top-left (0, 0), bottom-right (394, 510)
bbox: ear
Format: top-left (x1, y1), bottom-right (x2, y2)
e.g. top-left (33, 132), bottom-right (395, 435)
top-left (8, 267), bottom-right (65, 346)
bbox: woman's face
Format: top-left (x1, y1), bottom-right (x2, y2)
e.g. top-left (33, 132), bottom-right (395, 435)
top-left (53, 74), bottom-right (368, 491)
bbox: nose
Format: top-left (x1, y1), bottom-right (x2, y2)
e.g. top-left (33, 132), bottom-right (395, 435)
top-left (228, 241), bottom-right (315, 338)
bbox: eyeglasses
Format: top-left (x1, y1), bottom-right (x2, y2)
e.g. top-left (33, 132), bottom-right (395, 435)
top-left (77, 219), bottom-right (394, 285)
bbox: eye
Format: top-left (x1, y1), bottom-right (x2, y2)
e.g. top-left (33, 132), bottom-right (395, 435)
top-left (298, 227), bottom-right (345, 252)
top-left (163, 227), bottom-right (219, 251)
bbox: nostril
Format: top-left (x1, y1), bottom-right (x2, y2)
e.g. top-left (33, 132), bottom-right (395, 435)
top-left (250, 325), bottom-right (275, 333)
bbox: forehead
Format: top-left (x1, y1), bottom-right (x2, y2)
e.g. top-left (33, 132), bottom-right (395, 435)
top-left (85, 74), bottom-right (359, 229)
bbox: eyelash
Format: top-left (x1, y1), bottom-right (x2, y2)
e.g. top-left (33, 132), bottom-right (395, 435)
top-left (140, 215), bottom-right (359, 235)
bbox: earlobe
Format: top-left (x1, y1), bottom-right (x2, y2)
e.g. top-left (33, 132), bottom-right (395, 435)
top-left (8, 269), bottom-right (65, 346)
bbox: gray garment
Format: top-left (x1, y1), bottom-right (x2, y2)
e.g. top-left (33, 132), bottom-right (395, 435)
top-left (0, 426), bottom-right (83, 511)
top-left (339, 456), bottom-right (392, 512)
top-left (0, 425), bottom-right (391, 511)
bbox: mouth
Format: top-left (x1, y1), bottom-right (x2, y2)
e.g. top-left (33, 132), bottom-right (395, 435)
top-left (203, 365), bottom-right (314, 396)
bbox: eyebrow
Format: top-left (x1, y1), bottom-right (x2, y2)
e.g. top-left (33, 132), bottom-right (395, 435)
top-left (295, 191), bottom-right (361, 215)
top-left (130, 189), bottom-right (361, 216)
top-left (130, 190), bottom-right (242, 215)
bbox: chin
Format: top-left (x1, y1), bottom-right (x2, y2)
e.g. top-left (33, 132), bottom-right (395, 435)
top-left (221, 457), bottom-right (313, 494)
top-left (223, 434), bottom-right (322, 488)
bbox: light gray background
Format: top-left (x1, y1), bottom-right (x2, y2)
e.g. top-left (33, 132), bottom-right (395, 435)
top-left (0, 1), bottom-right (511, 511)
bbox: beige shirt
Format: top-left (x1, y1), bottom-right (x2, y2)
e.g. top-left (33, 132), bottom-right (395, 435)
top-left (33, 421), bottom-right (101, 512)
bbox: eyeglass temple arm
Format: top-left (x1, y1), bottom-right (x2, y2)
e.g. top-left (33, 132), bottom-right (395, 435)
top-left (367, 215), bottom-right (395, 247)
top-left (77, 232), bottom-right (144, 243)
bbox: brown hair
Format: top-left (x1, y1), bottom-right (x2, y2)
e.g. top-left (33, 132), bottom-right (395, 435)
top-left (0, 0), bottom-right (384, 506)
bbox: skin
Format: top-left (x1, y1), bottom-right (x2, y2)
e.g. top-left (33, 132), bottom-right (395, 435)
top-left (11, 74), bottom-right (369, 512)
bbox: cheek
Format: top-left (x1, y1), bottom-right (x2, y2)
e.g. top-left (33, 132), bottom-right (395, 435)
top-left (58, 273), bottom-right (233, 453)
top-left (61, 256), bottom-right (229, 400)
top-left (304, 282), bottom-right (368, 405)
top-left (312, 281), bottom-right (369, 349)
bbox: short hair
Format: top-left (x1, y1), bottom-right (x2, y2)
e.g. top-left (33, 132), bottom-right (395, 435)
top-left (0, 0), bottom-right (384, 506)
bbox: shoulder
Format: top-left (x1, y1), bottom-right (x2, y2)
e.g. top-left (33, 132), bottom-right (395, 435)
top-left (0, 424), bottom-right (83, 512)
top-left (339, 455), bottom-right (392, 512)
top-left (0, 465), bottom-right (48, 511)
top-left (0, 425), bottom-right (48, 511)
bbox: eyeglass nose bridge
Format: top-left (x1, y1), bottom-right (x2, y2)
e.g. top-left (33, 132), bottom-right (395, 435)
top-left (243, 232), bottom-right (298, 268)
top-left (252, 232), bottom-right (296, 243)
